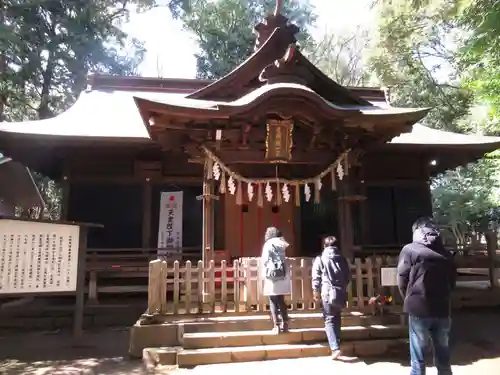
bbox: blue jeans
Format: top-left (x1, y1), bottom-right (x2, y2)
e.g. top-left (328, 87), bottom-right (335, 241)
top-left (322, 300), bottom-right (342, 351)
top-left (409, 315), bottom-right (452, 375)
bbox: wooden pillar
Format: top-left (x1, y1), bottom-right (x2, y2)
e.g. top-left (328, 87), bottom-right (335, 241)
top-left (142, 180), bottom-right (152, 249)
top-left (202, 161), bottom-right (216, 302)
top-left (359, 163), bottom-right (369, 246)
top-left (202, 180), bottom-right (215, 263)
top-left (338, 179), bottom-right (354, 260)
top-left (485, 230), bottom-right (499, 288)
top-left (60, 161), bottom-right (71, 220)
top-left (60, 178), bottom-right (70, 220)
top-left (73, 225), bottom-right (88, 343)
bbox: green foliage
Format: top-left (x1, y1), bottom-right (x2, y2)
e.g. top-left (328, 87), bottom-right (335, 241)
top-left (180, 0), bottom-right (317, 79)
top-left (459, 0), bottom-right (500, 131)
top-left (1, 0), bottom-right (155, 217)
top-left (432, 156), bottom-right (500, 240)
top-left (370, 0), bottom-right (500, 242)
top-left (369, 0), bottom-right (473, 132)
top-left (31, 172), bottom-right (62, 220)
top-left (0, 0), bottom-right (151, 121)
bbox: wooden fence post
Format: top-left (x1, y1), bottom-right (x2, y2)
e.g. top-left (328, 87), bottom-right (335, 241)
top-left (147, 259), bottom-right (167, 315)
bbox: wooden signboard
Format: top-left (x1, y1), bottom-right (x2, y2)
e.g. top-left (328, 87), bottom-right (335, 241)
top-left (265, 119), bottom-right (293, 163)
top-left (0, 220), bottom-right (80, 294)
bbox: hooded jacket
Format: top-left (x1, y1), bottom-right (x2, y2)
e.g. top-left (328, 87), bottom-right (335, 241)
top-left (397, 226), bottom-right (456, 317)
top-left (261, 237), bottom-right (291, 296)
top-left (312, 246), bottom-right (351, 308)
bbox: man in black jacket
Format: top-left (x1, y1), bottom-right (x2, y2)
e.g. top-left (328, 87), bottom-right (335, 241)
top-left (397, 217), bottom-right (456, 375)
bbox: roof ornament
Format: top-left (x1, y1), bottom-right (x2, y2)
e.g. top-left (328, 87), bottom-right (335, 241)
top-left (254, 0), bottom-right (298, 50)
top-left (259, 44), bottom-right (313, 85)
top-left (274, 0), bottom-right (283, 16)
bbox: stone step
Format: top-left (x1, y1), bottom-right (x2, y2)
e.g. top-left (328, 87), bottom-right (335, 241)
top-left (182, 324), bottom-right (407, 349)
top-left (129, 311), bottom-right (405, 357)
top-left (144, 338), bottom-right (408, 367)
top-left (182, 312), bottom-right (404, 333)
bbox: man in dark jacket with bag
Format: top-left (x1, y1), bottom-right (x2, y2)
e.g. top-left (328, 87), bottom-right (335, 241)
top-left (397, 217), bottom-right (456, 375)
top-left (312, 236), bottom-right (351, 360)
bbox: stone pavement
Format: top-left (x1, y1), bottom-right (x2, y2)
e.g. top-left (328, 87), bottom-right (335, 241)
top-left (1, 309), bottom-right (500, 375)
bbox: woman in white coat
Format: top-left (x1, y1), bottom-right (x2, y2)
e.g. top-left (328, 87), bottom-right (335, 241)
top-left (261, 226), bottom-right (291, 334)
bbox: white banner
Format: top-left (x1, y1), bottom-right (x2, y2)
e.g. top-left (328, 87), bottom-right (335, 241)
top-left (157, 191), bottom-right (183, 258)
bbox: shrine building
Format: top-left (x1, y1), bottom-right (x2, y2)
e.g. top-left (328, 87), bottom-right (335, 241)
top-left (1, 7), bottom-right (499, 263)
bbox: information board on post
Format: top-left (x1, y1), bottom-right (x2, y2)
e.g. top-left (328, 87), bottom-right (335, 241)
top-left (381, 267), bottom-right (398, 287)
top-left (0, 219), bottom-right (81, 295)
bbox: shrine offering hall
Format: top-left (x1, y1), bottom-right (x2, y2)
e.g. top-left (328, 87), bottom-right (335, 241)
top-left (1, 10), bottom-right (499, 262)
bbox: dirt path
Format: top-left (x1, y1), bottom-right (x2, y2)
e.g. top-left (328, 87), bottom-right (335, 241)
top-left (1, 309), bottom-right (499, 375)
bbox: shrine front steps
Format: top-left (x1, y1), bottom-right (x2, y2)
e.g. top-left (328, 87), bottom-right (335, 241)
top-left (129, 311), bottom-right (405, 357)
top-left (146, 338), bottom-right (408, 368)
top-left (181, 325), bottom-right (407, 349)
top-left (134, 311), bottom-right (408, 368)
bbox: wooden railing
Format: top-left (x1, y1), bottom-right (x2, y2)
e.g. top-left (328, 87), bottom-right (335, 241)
top-left (85, 247), bottom-right (201, 302)
top-left (145, 256), bottom-right (401, 317)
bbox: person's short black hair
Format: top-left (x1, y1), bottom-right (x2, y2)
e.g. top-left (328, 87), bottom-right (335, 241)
top-left (323, 236), bottom-right (337, 248)
top-left (264, 226), bottom-right (282, 242)
top-left (412, 217), bottom-right (437, 232)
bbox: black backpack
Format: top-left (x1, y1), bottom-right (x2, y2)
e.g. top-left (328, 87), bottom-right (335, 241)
top-left (265, 245), bottom-right (286, 280)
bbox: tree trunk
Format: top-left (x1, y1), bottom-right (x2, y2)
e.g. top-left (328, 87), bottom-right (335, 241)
top-left (37, 53), bottom-right (54, 120)
top-left (0, 6), bottom-right (6, 122)
top-left (485, 230), bottom-right (499, 288)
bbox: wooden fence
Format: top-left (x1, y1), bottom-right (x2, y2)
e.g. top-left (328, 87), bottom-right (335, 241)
top-left (86, 247), bottom-right (201, 302)
top-left (146, 256), bottom-right (401, 317)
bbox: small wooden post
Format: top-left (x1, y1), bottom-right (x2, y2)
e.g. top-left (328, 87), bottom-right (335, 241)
top-left (147, 259), bottom-right (163, 314)
top-left (486, 230), bottom-right (499, 288)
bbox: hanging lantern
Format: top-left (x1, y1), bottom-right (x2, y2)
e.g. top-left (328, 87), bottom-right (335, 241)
top-left (265, 118), bottom-right (294, 163)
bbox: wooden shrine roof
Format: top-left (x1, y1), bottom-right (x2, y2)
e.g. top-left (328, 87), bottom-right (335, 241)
top-left (0, 5), bottom-right (499, 172)
top-left (391, 124), bottom-right (500, 148)
top-left (0, 84), bottom-right (498, 150)
top-left (135, 82), bottom-right (428, 123)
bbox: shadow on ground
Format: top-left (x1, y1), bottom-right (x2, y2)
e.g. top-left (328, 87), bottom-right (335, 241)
top-left (359, 307), bottom-right (500, 368)
top-left (0, 308), bottom-right (499, 374)
top-left (0, 327), bottom-right (155, 375)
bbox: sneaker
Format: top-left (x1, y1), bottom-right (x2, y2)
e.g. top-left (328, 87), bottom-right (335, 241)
top-left (331, 349), bottom-right (341, 360)
top-left (282, 321), bottom-right (289, 333)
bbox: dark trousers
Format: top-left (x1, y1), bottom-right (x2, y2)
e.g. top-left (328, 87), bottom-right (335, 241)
top-left (409, 315), bottom-right (452, 375)
top-left (322, 300), bottom-right (342, 351)
top-left (269, 295), bottom-right (289, 326)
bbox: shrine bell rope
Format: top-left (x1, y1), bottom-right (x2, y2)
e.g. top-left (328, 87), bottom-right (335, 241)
top-left (201, 145), bottom-right (350, 206)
